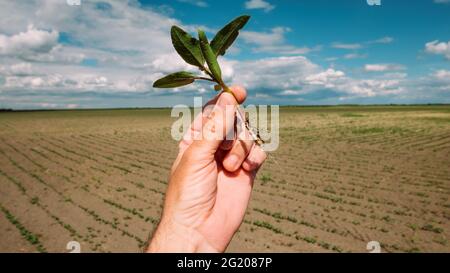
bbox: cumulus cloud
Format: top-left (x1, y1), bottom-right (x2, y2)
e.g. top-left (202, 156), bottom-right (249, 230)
top-left (241, 27), bottom-right (289, 47)
top-left (228, 57), bottom-right (404, 100)
top-left (0, 0), bottom-right (447, 108)
top-left (0, 0), bottom-right (186, 98)
top-left (0, 63), bottom-right (34, 76)
top-left (305, 69), bottom-right (345, 87)
top-left (231, 56), bottom-right (318, 90)
top-left (241, 27), bottom-right (320, 55)
top-left (425, 40), bottom-right (450, 60)
top-left (0, 24), bottom-right (58, 58)
top-left (244, 0), bottom-right (275, 12)
top-left (347, 79), bottom-right (404, 97)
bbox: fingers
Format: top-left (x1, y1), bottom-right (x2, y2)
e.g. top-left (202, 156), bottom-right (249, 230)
top-left (179, 85), bottom-right (247, 152)
top-left (222, 115), bottom-right (254, 172)
top-left (172, 85), bottom-right (248, 173)
top-left (222, 103), bottom-right (257, 172)
top-left (223, 139), bottom-right (254, 172)
top-left (172, 92), bottom-right (231, 174)
top-left (189, 92), bottom-right (237, 154)
top-left (242, 144), bottom-right (267, 172)
top-left (218, 86), bottom-right (246, 151)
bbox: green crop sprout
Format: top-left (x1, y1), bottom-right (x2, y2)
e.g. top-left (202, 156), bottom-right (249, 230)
top-left (153, 15), bottom-right (263, 145)
top-left (153, 15), bottom-right (249, 95)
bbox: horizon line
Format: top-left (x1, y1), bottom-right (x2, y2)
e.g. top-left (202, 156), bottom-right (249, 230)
top-left (1, 103), bottom-right (450, 112)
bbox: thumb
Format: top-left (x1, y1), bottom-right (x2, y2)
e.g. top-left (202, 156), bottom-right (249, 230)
top-left (189, 91), bottom-right (237, 155)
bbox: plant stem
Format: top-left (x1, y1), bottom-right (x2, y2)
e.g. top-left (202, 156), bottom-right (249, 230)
top-left (195, 77), bottom-right (216, 82)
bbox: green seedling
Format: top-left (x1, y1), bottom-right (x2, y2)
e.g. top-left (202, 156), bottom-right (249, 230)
top-left (153, 15), bottom-right (262, 144)
top-left (153, 15), bottom-right (249, 94)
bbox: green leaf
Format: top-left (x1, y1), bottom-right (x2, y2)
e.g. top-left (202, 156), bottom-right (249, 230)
top-left (198, 29), bottom-right (222, 82)
top-left (210, 15), bottom-right (250, 56)
top-left (153, 71), bottom-right (196, 88)
top-left (171, 26), bottom-right (205, 68)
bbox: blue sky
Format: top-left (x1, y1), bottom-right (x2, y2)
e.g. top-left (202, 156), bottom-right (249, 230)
top-left (0, 0), bottom-right (449, 109)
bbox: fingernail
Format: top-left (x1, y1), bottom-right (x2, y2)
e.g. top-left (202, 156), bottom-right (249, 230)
top-left (217, 93), bottom-right (236, 108)
top-left (227, 154), bottom-right (239, 170)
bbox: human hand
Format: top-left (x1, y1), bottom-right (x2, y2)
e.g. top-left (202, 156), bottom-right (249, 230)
top-left (146, 86), bottom-right (266, 253)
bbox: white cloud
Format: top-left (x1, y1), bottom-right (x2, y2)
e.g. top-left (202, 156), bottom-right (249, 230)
top-left (177, 0), bottom-right (208, 7)
top-left (241, 27), bottom-right (320, 55)
top-left (149, 53), bottom-right (194, 73)
top-left (305, 69), bottom-right (345, 87)
top-left (31, 102), bottom-right (79, 109)
top-left (31, 0), bottom-right (177, 54)
top-left (331, 42), bottom-right (362, 50)
top-left (434, 0), bottom-right (450, 4)
top-left (332, 37), bottom-right (393, 50)
top-left (0, 63), bottom-right (34, 76)
top-left (229, 56), bottom-right (403, 99)
top-left (231, 56), bottom-right (319, 90)
top-left (364, 64), bottom-right (405, 72)
top-left (241, 27), bottom-right (289, 47)
top-left (0, 0), bottom-right (447, 108)
top-left (0, 24), bottom-right (58, 58)
top-left (369, 37), bottom-right (394, 44)
top-left (433, 70), bottom-right (450, 81)
top-left (425, 40), bottom-right (450, 60)
top-left (383, 72), bottom-right (408, 79)
top-left (4, 74), bottom-right (64, 89)
top-left (0, 0), bottom-right (187, 96)
top-left (244, 0), bottom-right (275, 12)
top-left (346, 79), bottom-right (404, 97)
top-left (280, 90), bottom-right (305, 96)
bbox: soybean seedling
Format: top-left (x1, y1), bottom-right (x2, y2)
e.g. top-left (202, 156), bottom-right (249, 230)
top-left (153, 15), bottom-right (263, 145)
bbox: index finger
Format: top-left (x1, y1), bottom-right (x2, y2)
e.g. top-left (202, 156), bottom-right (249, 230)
top-left (179, 86), bottom-right (247, 152)
top-left (170, 86), bottom-right (247, 174)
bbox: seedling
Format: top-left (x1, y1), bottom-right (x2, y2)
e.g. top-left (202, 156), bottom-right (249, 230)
top-left (153, 15), bottom-right (249, 94)
top-left (153, 15), bottom-right (262, 144)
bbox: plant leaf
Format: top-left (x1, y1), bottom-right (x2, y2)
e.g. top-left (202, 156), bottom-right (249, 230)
top-left (198, 29), bottom-right (222, 82)
top-left (210, 15), bottom-right (250, 56)
top-left (171, 26), bottom-right (205, 68)
top-left (153, 71), bottom-right (196, 88)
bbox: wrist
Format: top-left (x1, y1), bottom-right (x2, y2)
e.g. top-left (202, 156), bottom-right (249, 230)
top-left (146, 217), bottom-right (219, 253)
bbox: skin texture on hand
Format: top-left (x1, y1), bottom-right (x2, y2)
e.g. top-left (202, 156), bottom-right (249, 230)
top-left (146, 86), bottom-right (266, 253)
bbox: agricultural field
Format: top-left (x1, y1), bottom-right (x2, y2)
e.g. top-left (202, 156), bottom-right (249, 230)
top-left (0, 105), bottom-right (449, 253)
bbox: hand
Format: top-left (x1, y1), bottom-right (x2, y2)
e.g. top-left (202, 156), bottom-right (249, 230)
top-left (146, 86), bottom-right (266, 253)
